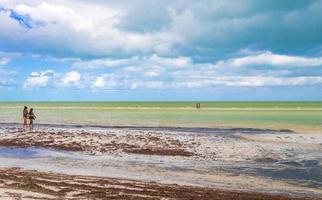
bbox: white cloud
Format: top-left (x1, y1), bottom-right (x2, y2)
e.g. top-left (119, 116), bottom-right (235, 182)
top-left (92, 74), bottom-right (117, 89)
top-left (105, 76), bottom-right (322, 89)
top-left (174, 76), bottom-right (322, 88)
top-left (0, 52), bottom-right (17, 88)
top-left (21, 50), bottom-right (322, 91)
top-left (61, 71), bottom-right (81, 86)
top-left (23, 70), bottom-right (86, 89)
top-left (0, 68), bottom-right (16, 88)
top-left (0, 51), bottom-right (20, 66)
top-left (144, 71), bottom-right (160, 78)
top-left (72, 57), bottom-right (139, 69)
top-left (72, 54), bottom-right (191, 69)
top-left (0, 1), bottom-right (184, 56)
top-left (215, 51), bottom-right (322, 68)
top-left (93, 76), bottom-right (105, 88)
top-left (1, 0), bottom-right (322, 61)
top-left (148, 54), bottom-right (191, 68)
top-left (15, 2), bottom-right (95, 31)
top-left (0, 57), bottom-right (10, 65)
top-left (23, 70), bottom-right (55, 88)
top-left (0, 79), bottom-right (10, 86)
top-left (130, 81), bottom-right (164, 89)
top-left (23, 70), bottom-right (85, 89)
top-left (68, 51), bottom-right (322, 90)
top-left (144, 81), bottom-right (164, 89)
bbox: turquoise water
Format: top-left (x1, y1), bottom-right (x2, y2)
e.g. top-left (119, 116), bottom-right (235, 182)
top-left (0, 102), bottom-right (321, 132)
top-left (1, 101), bottom-right (322, 108)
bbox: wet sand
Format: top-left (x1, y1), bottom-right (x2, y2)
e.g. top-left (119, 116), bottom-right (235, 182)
top-left (0, 167), bottom-right (319, 200)
top-left (0, 128), bottom-right (194, 157)
top-left (0, 124), bottom-right (321, 199)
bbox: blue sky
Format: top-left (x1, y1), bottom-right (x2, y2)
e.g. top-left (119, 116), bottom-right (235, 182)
top-left (1, 0), bottom-right (322, 101)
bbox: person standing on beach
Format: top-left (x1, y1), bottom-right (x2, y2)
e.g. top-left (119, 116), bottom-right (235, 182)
top-left (28, 108), bottom-right (36, 131)
top-left (23, 106), bottom-right (29, 129)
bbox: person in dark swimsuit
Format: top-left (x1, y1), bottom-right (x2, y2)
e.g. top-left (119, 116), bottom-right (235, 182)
top-left (23, 106), bottom-right (28, 129)
top-left (28, 108), bottom-right (36, 131)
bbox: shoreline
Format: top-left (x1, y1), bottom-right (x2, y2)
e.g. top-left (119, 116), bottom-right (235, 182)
top-left (3, 121), bottom-right (321, 135)
top-left (0, 122), bottom-right (295, 133)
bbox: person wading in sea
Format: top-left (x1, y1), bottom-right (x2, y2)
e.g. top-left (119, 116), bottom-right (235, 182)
top-left (28, 108), bottom-right (36, 131)
top-left (196, 103), bottom-right (201, 109)
top-left (23, 106), bottom-right (29, 130)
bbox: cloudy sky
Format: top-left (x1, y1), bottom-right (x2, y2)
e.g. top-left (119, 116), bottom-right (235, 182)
top-left (1, 0), bottom-right (322, 101)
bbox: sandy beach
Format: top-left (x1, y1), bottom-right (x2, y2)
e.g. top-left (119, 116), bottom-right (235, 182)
top-left (0, 168), bottom-right (318, 200)
top-left (0, 123), bottom-right (321, 199)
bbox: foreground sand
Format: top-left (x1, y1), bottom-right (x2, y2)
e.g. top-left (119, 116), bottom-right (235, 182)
top-left (0, 167), bottom-right (319, 200)
top-left (0, 124), bottom-right (321, 199)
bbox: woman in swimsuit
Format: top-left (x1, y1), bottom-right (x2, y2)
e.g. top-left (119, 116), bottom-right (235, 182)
top-left (28, 108), bottom-right (36, 131)
top-left (23, 106), bottom-right (28, 129)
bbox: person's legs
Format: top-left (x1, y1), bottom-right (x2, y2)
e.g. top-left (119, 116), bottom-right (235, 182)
top-left (29, 120), bottom-right (33, 131)
top-left (23, 118), bottom-right (27, 129)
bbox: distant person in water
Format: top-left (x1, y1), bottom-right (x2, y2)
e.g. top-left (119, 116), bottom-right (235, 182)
top-left (196, 103), bottom-right (201, 109)
top-left (23, 106), bottom-right (29, 129)
top-left (28, 108), bottom-right (36, 131)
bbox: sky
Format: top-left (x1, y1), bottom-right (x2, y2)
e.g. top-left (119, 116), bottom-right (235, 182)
top-left (0, 0), bottom-right (322, 101)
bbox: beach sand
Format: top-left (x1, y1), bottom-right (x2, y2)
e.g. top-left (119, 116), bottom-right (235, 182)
top-left (0, 124), bottom-right (321, 199)
top-left (0, 167), bottom-right (318, 200)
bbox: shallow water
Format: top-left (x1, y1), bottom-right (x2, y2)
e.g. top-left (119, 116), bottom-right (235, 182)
top-left (0, 147), bottom-right (39, 158)
top-left (1, 102), bottom-right (322, 132)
